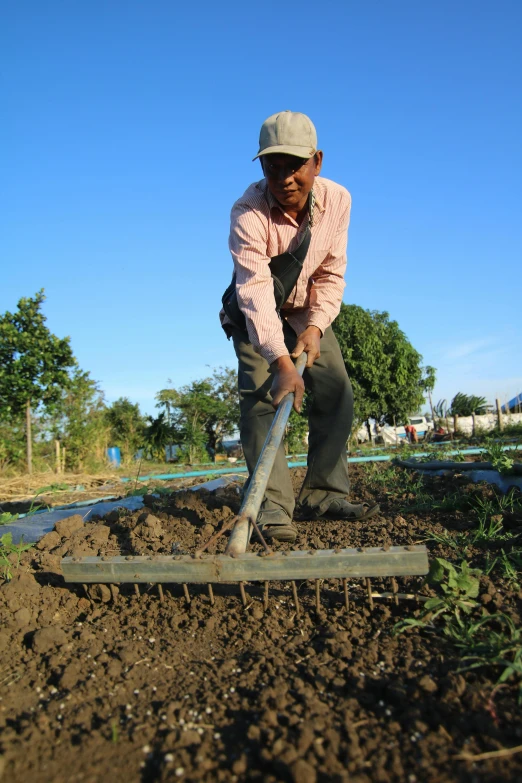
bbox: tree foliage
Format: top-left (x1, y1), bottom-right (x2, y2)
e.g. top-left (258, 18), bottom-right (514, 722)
top-left (332, 304), bottom-right (429, 425)
top-left (449, 393), bottom-right (488, 417)
top-left (143, 412), bottom-right (176, 461)
top-left (104, 398), bottom-right (145, 462)
top-left (0, 290), bottom-right (76, 419)
top-left (156, 367), bottom-right (239, 463)
top-left (49, 369), bottom-right (108, 471)
top-left (0, 290), bottom-right (77, 472)
top-left (285, 407), bottom-right (309, 454)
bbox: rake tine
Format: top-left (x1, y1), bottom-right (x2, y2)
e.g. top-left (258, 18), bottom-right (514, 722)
top-left (342, 578), bottom-right (349, 612)
top-left (157, 583), bottom-right (164, 603)
top-left (239, 582), bottom-right (248, 608)
top-left (315, 580), bottom-right (321, 613)
top-left (207, 583), bottom-right (215, 606)
top-left (183, 583), bottom-right (191, 605)
top-left (291, 581), bottom-right (301, 618)
top-left (263, 581), bottom-right (269, 611)
top-left (391, 577), bottom-right (399, 606)
top-left (134, 583), bottom-right (140, 599)
top-left (365, 578), bottom-right (374, 611)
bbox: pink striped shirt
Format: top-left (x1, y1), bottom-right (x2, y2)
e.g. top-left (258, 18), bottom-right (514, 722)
top-left (220, 176), bottom-right (351, 365)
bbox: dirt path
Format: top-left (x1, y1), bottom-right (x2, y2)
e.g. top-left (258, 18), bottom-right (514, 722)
top-left (1, 465), bottom-right (521, 782)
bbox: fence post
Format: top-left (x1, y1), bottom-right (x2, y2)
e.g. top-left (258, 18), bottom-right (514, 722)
top-left (496, 398), bottom-right (504, 431)
top-left (55, 440), bottom-right (61, 474)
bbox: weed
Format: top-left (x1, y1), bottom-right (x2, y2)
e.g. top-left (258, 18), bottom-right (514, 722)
top-left (111, 721), bottom-right (119, 743)
top-left (485, 548), bottom-right (522, 587)
top-left (395, 558), bottom-right (522, 699)
top-left (394, 558), bottom-right (481, 633)
top-left (35, 483), bottom-right (69, 494)
top-left (424, 529), bottom-right (471, 554)
top-left (365, 463), bottom-right (424, 495)
top-left (405, 490), bottom-right (474, 514)
top-left (0, 511), bottom-right (19, 525)
top-left (471, 514), bottom-right (511, 545)
top-left (468, 493), bottom-right (518, 545)
top-left (0, 533), bottom-right (33, 581)
top-left (482, 441), bottom-right (518, 474)
top-left (449, 613), bottom-right (522, 701)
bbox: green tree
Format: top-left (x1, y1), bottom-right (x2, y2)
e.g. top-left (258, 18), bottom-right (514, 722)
top-left (104, 398), bottom-right (145, 462)
top-left (332, 304), bottom-right (430, 426)
top-left (0, 290), bottom-right (76, 473)
top-left (156, 367), bottom-right (240, 463)
top-left (284, 407), bottom-right (309, 454)
top-left (143, 412), bottom-right (175, 461)
top-left (49, 369), bottom-right (108, 471)
top-left (450, 392), bottom-right (488, 416)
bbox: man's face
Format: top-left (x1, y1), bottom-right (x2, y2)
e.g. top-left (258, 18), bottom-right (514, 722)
top-left (261, 153), bottom-right (323, 212)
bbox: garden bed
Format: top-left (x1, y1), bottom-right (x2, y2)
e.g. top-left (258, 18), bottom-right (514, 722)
top-left (0, 464), bottom-right (521, 782)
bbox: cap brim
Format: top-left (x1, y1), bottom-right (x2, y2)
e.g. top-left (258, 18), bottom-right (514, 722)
top-left (253, 144), bottom-right (316, 161)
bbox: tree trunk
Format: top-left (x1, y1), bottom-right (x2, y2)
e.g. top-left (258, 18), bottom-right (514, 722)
top-left (496, 398), bottom-right (503, 431)
top-left (453, 414), bottom-right (458, 436)
top-left (26, 400), bottom-right (33, 474)
top-left (55, 440), bottom-right (61, 473)
top-left (427, 389), bottom-right (436, 428)
top-left (472, 412), bottom-right (476, 437)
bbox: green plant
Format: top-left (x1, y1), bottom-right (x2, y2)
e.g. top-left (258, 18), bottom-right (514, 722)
top-left (449, 613), bottom-right (522, 700)
top-left (0, 290), bottom-right (76, 474)
top-left (424, 529), bottom-right (471, 554)
top-left (482, 441), bottom-right (517, 475)
top-left (468, 493), bottom-right (516, 544)
top-left (365, 463), bottom-right (424, 496)
top-left (470, 513), bottom-right (511, 545)
top-left (0, 533), bottom-right (33, 580)
top-left (485, 548), bottom-right (522, 586)
top-left (450, 393), bottom-right (488, 417)
top-left (0, 511), bottom-right (19, 525)
top-left (395, 558), bottom-right (481, 633)
top-left (332, 303), bottom-right (432, 426)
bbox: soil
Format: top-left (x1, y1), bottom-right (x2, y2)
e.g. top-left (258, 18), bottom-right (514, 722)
top-left (1, 464), bottom-right (522, 782)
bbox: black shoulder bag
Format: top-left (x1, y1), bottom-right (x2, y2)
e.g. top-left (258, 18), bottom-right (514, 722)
top-left (222, 190), bottom-right (314, 332)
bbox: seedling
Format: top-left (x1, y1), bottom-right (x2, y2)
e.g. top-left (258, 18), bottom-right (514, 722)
top-left (394, 558), bottom-right (481, 632)
top-left (0, 533), bottom-right (33, 581)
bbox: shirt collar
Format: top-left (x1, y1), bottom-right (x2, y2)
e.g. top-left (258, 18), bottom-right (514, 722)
top-left (260, 177), bottom-right (326, 226)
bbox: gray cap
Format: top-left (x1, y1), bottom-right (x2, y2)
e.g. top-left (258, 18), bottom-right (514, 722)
top-left (253, 110), bottom-right (317, 161)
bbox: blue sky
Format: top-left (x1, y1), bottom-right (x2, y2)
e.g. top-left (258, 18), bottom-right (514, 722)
top-left (3, 0), bottom-right (521, 416)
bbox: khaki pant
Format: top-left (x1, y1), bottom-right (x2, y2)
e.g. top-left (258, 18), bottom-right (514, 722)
top-left (230, 321), bottom-right (353, 518)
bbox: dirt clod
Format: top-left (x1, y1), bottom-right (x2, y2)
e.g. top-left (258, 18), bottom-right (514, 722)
top-left (31, 626), bottom-right (68, 653)
top-left (291, 759), bottom-right (317, 783)
top-left (54, 515), bottom-right (84, 538)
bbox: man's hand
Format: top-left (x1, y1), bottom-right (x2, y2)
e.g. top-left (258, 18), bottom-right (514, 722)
top-left (291, 326), bottom-right (322, 368)
top-left (270, 355), bottom-right (305, 412)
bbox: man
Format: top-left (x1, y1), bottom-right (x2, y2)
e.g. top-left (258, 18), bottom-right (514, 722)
top-left (220, 110), bottom-right (378, 543)
top-left (404, 424), bottom-right (418, 444)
